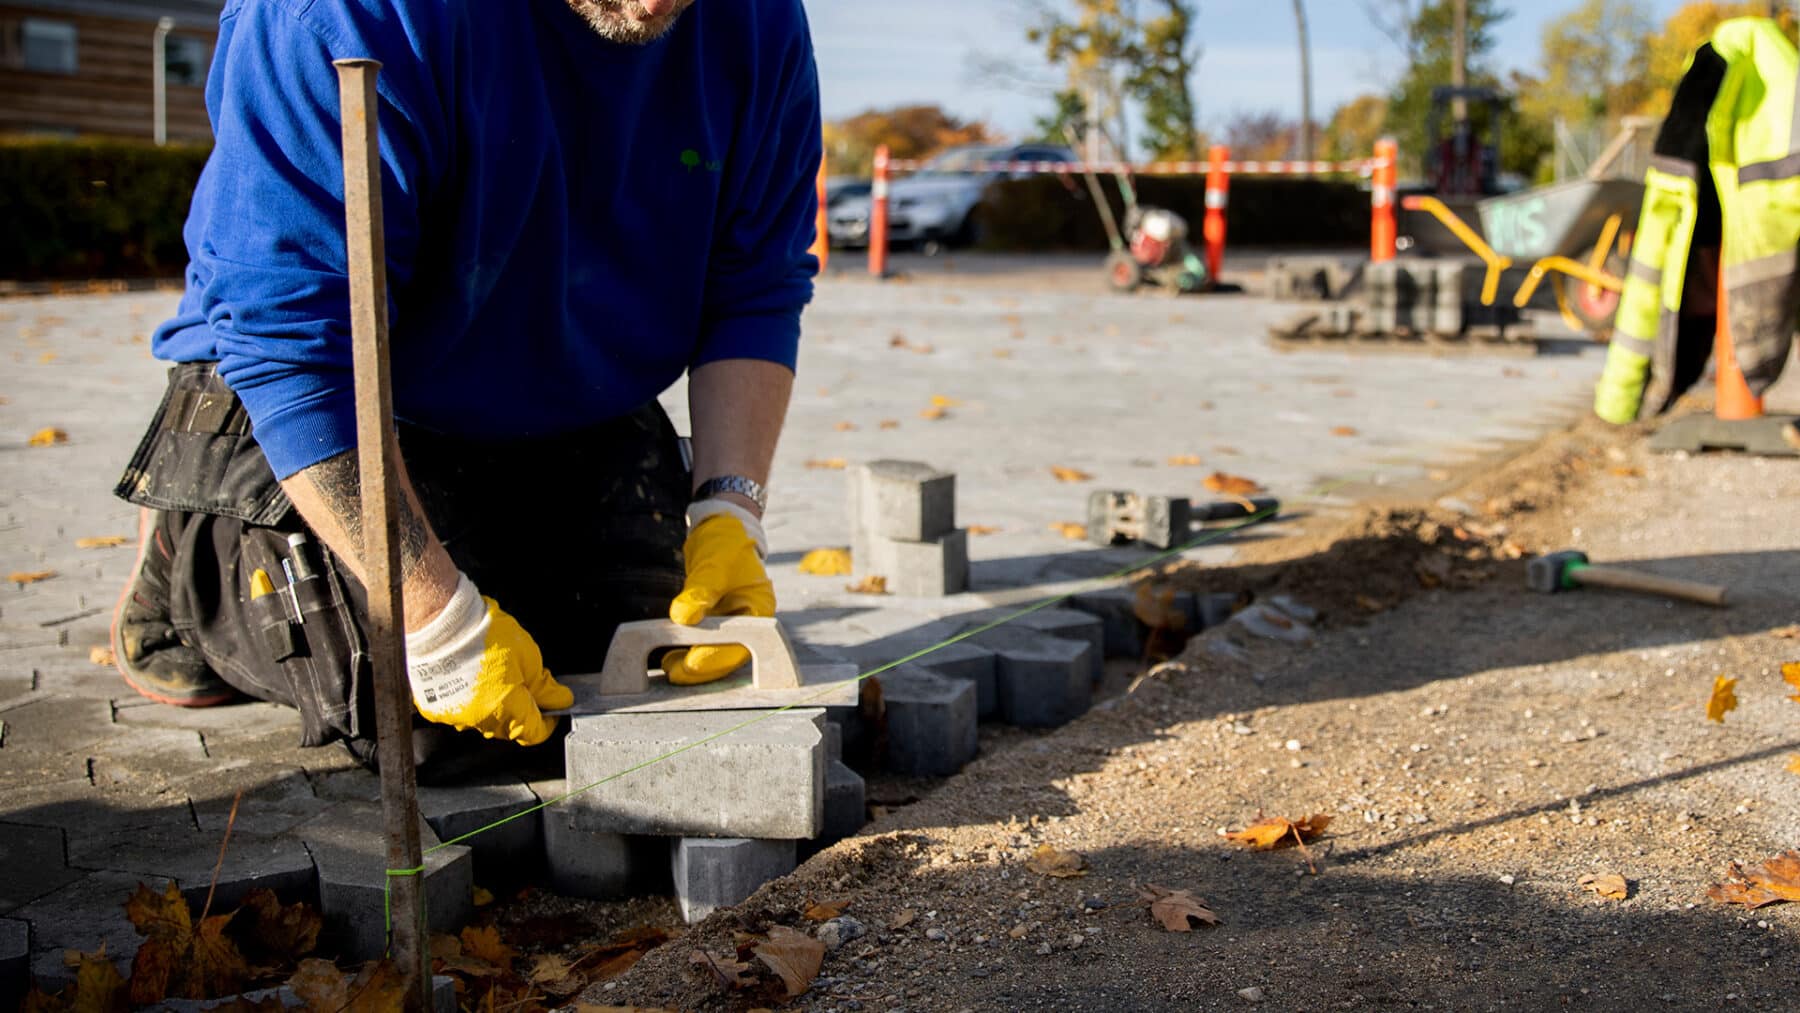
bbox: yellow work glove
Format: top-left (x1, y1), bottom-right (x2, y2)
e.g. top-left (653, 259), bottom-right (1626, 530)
top-left (665, 501), bottom-right (774, 686)
top-left (403, 572), bottom-right (573, 746)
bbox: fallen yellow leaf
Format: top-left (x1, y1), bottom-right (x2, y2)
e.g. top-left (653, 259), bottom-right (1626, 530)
top-left (1166, 454), bottom-right (1203, 466)
top-left (38, 351), bottom-right (56, 364)
top-left (878, 419), bottom-right (900, 430)
top-left (993, 348), bottom-right (1014, 359)
top-left (1578, 873), bottom-right (1630, 900)
top-left (75, 535), bottom-right (128, 549)
top-left (803, 898), bottom-right (849, 921)
top-left (967, 524), bottom-right (1002, 536)
top-left (846, 575), bottom-right (889, 595)
top-left (8, 570), bottom-right (55, 585)
top-left (1782, 662), bottom-right (1800, 703)
top-left (1329, 426), bottom-right (1359, 437)
top-left (833, 421), bottom-right (859, 432)
top-left (1786, 755), bottom-right (1800, 776)
top-left (1225, 813), bottom-right (1332, 851)
top-left (798, 548), bottom-right (852, 576)
top-left (1609, 465), bottom-right (1644, 477)
top-left (472, 886), bottom-right (494, 907)
top-left (1140, 885), bottom-right (1219, 932)
top-left (1050, 521), bottom-right (1088, 540)
top-left (805, 458), bottom-right (848, 470)
top-left (1203, 472), bottom-right (1263, 496)
top-left (89, 646), bottom-right (115, 667)
top-left (1023, 844), bottom-right (1087, 878)
top-left (1049, 465), bottom-right (1093, 483)
top-left (27, 427), bottom-right (68, 447)
top-left (1706, 675), bottom-right (1739, 723)
top-left (919, 406), bottom-right (949, 420)
top-left (930, 394), bottom-right (960, 408)
top-left (1708, 851), bottom-right (1800, 909)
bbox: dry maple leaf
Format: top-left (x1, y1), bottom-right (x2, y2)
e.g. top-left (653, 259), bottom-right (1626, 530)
top-left (1140, 885), bottom-right (1220, 932)
top-left (920, 406), bottom-right (949, 420)
top-left (803, 898), bottom-right (850, 921)
top-left (1786, 755), bottom-right (1800, 776)
top-left (878, 419), bottom-right (900, 430)
top-left (1225, 814), bottom-right (1333, 851)
top-left (1773, 625), bottom-right (1800, 639)
top-left (36, 946), bottom-right (128, 1013)
top-left (1706, 675), bottom-right (1739, 723)
top-left (89, 646), bottom-right (116, 667)
top-left (797, 548), bottom-right (852, 576)
top-left (967, 524), bottom-right (1002, 536)
top-left (1203, 472), bottom-right (1263, 496)
top-left (288, 958), bottom-right (406, 1012)
top-left (75, 535), bottom-right (128, 549)
top-left (527, 953), bottom-right (585, 995)
top-left (460, 924), bottom-right (516, 967)
top-left (1133, 583), bottom-right (1187, 632)
top-left (833, 421), bottom-right (859, 432)
top-left (1023, 843), bottom-right (1088, 878)
top-left (1707, 851), bottom-right (1800, 909)
top-left (1782, 662), bottom-right (1800, 703)
top-left (1610, 465), bottom-right (1644, 477)
top-left (1050, 521), bottom-right (1088, 540)
top-left (231, 888), bottom-right (321, 964)
top-left (28, 426), bottom-right (68, 447)
top-left (805, 458), bottom-right (848, 470)
top-left (9, 570), bottom-right (55, 585)
top-left (1578, 873), bottom-right (1630, 900)
top-left (846, 575), bottom-right (889, 595)
top-left (1167, 454), bottom-right (1204, 466)
top-left (752, 925), bottom-right (825, 997)
top-left (930, 394), bottom-right (960, 408)
top-left (125, 881), bottom-right (251, 1004)
top-left (1049, 465), bottom-right (1093, 482)
top-left (1329, 426), bottom-right (1359, 437)
top-left (993, 348), bottom-right (1014, 358)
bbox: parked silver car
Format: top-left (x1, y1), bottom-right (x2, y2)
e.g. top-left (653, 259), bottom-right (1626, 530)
top-left (828, 143), bottom-right (1077, 253)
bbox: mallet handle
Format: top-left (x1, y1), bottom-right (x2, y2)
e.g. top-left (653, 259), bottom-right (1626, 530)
top-left (1573, 564), bottom-right (1729, 607)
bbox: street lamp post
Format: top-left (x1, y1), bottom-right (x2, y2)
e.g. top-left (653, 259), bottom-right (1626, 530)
top-left (152, 16), bottom-right (173, 146)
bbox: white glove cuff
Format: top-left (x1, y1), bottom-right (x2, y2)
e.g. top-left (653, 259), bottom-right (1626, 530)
top-left (687, 499), bottom-right (768, 558)
top-left (404, 571), bottom-right (483, 657)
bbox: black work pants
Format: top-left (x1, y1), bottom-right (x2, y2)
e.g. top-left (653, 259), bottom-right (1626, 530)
top-left (115, 363), bottom-right (688, 748)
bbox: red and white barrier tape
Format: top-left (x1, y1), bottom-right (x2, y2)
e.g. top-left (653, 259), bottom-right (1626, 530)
top-left (882, 159), bottom-right (1372, 176)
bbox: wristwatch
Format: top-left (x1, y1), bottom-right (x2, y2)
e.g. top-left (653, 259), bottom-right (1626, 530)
top-left (692, 474), bottom-right (768, 513)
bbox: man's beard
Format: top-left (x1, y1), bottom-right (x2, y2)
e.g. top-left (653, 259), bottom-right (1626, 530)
top-left (565, 0), bottom-right (695, 44)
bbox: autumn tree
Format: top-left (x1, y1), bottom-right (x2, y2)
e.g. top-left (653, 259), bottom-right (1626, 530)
top-left (823, 105), bottom-right (995, 177)
top-left (1224, 111), bottom-right (1301, 161)
top-left (1320, 93), bottom-right (1389, 161)
top-left (1129, 0), bottom-right (1203, 160)
top-left (1027, 0), bottom-right (1144, 153)
top-left (1640, 2), bottom-right (1799, 114)
top-left (1516, 0), bottom-right (1654, 129)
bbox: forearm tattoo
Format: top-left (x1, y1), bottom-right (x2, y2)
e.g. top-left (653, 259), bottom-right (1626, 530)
top-left (305, 449), bottom-right (432, 579)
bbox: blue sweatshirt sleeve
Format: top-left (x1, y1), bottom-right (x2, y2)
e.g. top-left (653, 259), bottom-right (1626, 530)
top-left (692, 10), bottom-right (822, 372)
top-left (196, 1), bottom-right (432, 479)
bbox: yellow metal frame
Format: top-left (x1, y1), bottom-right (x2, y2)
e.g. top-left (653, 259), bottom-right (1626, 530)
top-left (1402, 198), bottom-right (1628, 336)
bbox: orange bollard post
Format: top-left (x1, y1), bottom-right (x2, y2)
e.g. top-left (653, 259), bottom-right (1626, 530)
top-left (869, 144), bottom-right (890, 279)
top-left (1371, 138), bottom-right (1398, 263)
top-left (1714, 260), bottom-right (1764, 420)
top-left (1202, 144), bottom-right (1229, 283)
top-left (809, 141), bottom-right (829, 274)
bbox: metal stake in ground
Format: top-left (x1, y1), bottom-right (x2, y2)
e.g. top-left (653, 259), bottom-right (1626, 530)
top-left (334, 57), bottom-right (430, 1008)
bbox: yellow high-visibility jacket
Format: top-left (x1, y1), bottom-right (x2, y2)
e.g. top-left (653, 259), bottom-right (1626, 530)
top-left (1595, 17), bottom-right (1799, 423)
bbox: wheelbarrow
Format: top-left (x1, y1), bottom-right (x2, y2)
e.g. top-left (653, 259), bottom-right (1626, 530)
top-left (1403, 176), bottom-right (1643, 339)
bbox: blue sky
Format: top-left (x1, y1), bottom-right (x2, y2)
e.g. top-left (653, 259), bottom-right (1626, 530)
top-left (807, 0), bottom-right (1695, 138)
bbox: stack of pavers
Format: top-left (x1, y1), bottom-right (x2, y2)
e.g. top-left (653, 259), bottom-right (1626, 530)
top-left (849, 460), bottom-right (968, 597)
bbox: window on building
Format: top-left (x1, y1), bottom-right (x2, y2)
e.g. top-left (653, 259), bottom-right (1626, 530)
top-left (21, 18), bottom-right (77, 74)
top-left (164, 34), bottom-right (206, 86)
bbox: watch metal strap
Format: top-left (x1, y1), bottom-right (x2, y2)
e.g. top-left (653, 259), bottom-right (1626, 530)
top-left (692, 474), bottom-right (768, 512)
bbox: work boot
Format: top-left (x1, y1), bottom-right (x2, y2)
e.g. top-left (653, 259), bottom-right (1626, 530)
top-left (110, 508), bottom-right (236, 707)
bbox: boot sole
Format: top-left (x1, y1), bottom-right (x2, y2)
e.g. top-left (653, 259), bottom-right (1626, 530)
top-left (110, 508), bottom-right (236, 708)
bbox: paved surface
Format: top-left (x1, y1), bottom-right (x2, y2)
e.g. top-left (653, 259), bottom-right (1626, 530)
top-left (0, 262), bottom-right (1618, 981)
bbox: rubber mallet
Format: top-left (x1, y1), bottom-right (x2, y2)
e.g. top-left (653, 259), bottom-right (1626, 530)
top-left (1527, 550), bottom-right (1729, 607)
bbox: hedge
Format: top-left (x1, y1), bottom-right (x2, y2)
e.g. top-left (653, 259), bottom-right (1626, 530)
top-left (973, 174), bottom-right (1369, 251)
top-left (0, 138), bottom-right (209, 281)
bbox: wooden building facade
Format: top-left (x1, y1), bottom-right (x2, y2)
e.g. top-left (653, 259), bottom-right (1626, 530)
top-left (0, 0), bottom-right (223, 142)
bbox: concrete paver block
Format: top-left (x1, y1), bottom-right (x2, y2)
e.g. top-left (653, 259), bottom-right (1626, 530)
top-left (17, 869), bottom-right (168, 988)
top-left (671, 837), bottom-right (796, 924)
top-left (863, 529), bottom-right (969, 597)
top-left (851, 460), bottom-right (956, 548)
top-left (821, 760), bottom-right (866, 845)
top-left (418, 777), bottom-right (542, 883)
top-left (1231, 603), bottom-right (1315, 644)
top-left (969, 627), bottom-right (1092, 728)
top-left (0, 822), bottom-right (77, 914)
top-left (910, 640), bottom-right (998, 719)
top-left (1068, 587), bottom-right (1146, 658)
top-left (564, 709), bottom-right (825, 839)
top-left (872, 665), bottom-right (978, 776)
top-left (188, 764), bottom-right (333, 836)
top-left (823, 719), bottom-right (843, 763)
top-left (1, 917), bottom-right (29, 1009)
top-left (292, 802), bottom-right (473, 960)
top-left (66, 826), bottom-right (315, 913)
top-left (1014, 608), bottom-right (1106, 684)
top-left (540, 808), bottom-right (669, 900)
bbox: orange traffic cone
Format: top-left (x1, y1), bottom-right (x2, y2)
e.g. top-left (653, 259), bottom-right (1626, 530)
top-left (1714, 262), bottom-right (1764, 421)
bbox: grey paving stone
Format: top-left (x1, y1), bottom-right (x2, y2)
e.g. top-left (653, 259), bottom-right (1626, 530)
top-left (1068, 587), bottom-right (1146, 658)
top-left (110, 697), bottom-right (293, 734)
top-left (1230, 603), bottom-right (1315, 644)
top-left (417, 777), bottom-right (541, 884)
top-left (862, 529), bottom-right (970, 597)
top-left (911, 640), bottom-right (998, 719)
top-left (820, 760), bottom-right (866, 846)
top-left (671, 837), bottom-right (796, 924)
top-left (539, 810), bottom-right (669, 900)
top-left (0, 822), bottom-right (77, 914)
top-left (0, 917), bottom-right (27, 1009)
top-left (65, 825), bottom-right (315, 913)
top-left (188, 763), bottom-right (333, 836)
top-left (823, 719), bottom-right (842, 763)
top-left (1267, 594), bottom-right (1320, 624)
top-left (872, 665), bottom-right (977, 777)
top-left (291, 802), bottom-right (474, 961)
top-left (850, 460), bottom-right (956, 550)
top-left (1013, 608), bottom-right (1106, 684)
top-left (967, 627), bottom-right (1092, 728)
top-left (0, 695), bottom-right (112, 754)
top-left (1197, 591), bottom-right (1244, 629)
top-left (564, 709), bottom-right (825, 839)
top-left (87, 725), bottom-right (209, 787)
top-left (314, 767), bottom-right (382, 803)
top-left (17, 869), bottom-right (167, 988)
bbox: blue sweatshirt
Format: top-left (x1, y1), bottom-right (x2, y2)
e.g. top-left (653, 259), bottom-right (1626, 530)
top-left (153, 0), bottom-right (821, 479)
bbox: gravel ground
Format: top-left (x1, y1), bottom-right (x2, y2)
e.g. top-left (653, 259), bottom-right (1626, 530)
top-left (589, 416), bottom-right (1800, 1012)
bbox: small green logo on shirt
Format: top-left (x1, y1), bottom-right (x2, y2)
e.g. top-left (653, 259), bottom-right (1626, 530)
top-left (679, 148), bottom-right (722, 173)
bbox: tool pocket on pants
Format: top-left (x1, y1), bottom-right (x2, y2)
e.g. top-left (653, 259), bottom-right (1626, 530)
top-left (182, 521), bottom-right (370, 748)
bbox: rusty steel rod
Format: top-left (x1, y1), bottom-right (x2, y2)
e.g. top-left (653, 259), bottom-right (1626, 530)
top-left (334, 57), bottom-right (430, 1007)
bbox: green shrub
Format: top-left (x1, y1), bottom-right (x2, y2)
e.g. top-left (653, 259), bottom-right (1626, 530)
top-left (0, 137), bottom-right (209, 281)
top-left (975, 175), bottom-right (1370, 251)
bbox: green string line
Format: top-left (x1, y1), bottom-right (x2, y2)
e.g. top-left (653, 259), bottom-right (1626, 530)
top-left (379, 481), bottom-right (1358, 937)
